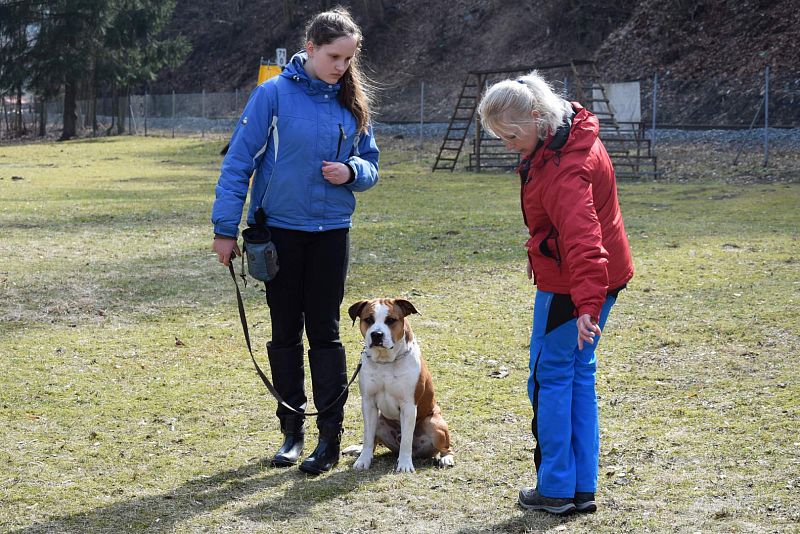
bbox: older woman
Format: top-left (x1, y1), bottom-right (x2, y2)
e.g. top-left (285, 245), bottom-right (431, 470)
top-left (478, 71), bottom-right (633, 514)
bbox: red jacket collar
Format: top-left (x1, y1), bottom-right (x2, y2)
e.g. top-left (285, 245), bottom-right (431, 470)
top-left (519, 103), bottom-right (599, 174)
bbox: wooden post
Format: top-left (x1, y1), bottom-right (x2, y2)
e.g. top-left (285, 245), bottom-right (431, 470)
top-left (651, 73), bottom-right (658, 153)
top-left (475, 74), bottom-right (485, 173)
top-left (763, 65), bottom-right (769, 167)
top-left (419, 81), bottom-right (424, 151)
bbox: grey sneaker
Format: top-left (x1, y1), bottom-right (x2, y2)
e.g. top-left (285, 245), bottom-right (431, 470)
top-left (574, 492), bottom-right (597, 513)
top-left (518, 487), bottom-right (576, 515)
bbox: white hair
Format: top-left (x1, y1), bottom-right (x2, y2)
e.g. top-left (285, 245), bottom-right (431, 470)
top-left (478, 70), bottom-right (572, 141)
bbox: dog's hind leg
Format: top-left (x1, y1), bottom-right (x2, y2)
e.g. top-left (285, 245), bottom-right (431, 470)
top-left (419, 411), bottom-right (454, 467)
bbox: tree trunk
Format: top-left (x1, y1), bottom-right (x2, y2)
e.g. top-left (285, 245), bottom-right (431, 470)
top-left (89, 59), bottom-right (97, 136)
top-left (116, 86), bottom-right (126, 135)
top-left (15, 86), bottom-right (26, 136)
top-left (283, 0), bottom-right (295, 26)
top-left (373, 0), bottom-right (385, 23)
top-left (2, 98), bottom-right (9, 135)
top-left (39, 96), bottom-right (47, 137)
top-left (60, 80), bottom-right (78, 140)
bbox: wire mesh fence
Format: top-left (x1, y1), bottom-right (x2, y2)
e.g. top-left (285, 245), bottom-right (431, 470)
top-left (1, 71), bottom-right (798, 141)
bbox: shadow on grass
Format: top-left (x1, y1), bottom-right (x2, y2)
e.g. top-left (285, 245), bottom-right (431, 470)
top-left (455, 509), bottom-right (580, 533)
top-left (10, 454), bottom-right (388, 533)
top-left (235, 452), bottom-right (399, 525)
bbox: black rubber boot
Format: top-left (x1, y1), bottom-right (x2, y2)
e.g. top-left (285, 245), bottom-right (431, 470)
top-left (270, 414), bottom-right (304, 467)
top-left (266, 343), bottom-right (306, 466)
top-left (299, 424), bottom-right (342, 475)
top-left (306, 346), bottom-right (348, 430)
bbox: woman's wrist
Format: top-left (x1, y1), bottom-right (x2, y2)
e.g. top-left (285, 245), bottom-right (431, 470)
top-left (345, 162), bottom-right (356, 184)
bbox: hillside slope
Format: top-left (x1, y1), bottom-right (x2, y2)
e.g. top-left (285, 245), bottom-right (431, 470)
top-left (596, 0), bottom-right (800, 124)
top-left (155, 0), bottom-right (800, 125)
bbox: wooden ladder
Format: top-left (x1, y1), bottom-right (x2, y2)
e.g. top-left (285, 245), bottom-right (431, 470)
top-left (432, 73), bottom-right (484, 172)
top-left (572, 62), bottom-right (659, 179)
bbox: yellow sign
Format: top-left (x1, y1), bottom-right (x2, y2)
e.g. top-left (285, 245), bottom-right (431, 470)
top-left (258, 63), bottom-right (282, 85)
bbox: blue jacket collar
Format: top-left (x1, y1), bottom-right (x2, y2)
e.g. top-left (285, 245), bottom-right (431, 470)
top-left (281, 51), bottom-right (341, 96)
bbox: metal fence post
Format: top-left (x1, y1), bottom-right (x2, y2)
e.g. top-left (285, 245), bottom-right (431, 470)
top-left (202, 89), bottom-right (206, 138)
top-left (764, 65), bottom-right (769, 167)
top-left (172, 90), bottom-right (176, 138)
top-left (419, 81), bottom-right (424, 151)
top-left (651, 72), bottom-right (658, 152)
top-left (144, 89), bottom-right (148, 137)
top-left (127, 91), bottom-right (135, 135)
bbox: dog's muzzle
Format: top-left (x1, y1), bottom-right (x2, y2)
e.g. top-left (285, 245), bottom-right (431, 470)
top-left (369, 330), bottom-right (385, 348)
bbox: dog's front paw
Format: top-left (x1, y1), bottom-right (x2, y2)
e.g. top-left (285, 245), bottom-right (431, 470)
top-left (437, 453), bottom-right (455, 468)
top-left (353, 453), bottom-right (373, 470)
top-left (396, 456), bottom-right (415, 473)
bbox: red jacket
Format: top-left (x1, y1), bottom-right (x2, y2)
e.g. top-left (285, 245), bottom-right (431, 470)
top-left (520, 103), bottom-right (634, 321)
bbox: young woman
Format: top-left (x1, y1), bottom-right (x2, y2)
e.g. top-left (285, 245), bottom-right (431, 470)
top-left (478, 72), bottom-right (633, 514)
top-left (211, 8), bottom-right (379, 475)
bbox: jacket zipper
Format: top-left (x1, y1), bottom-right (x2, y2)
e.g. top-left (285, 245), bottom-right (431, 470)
top-left (553, 232), bottom-right (562, 267)
top-left (336, 123), bottom-right (347, 159)
top-left (520, 166), bottom-right (535, 284)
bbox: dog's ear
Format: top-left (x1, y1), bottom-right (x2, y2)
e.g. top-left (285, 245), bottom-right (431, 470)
top-left (348, 300), bottom-right (369, 325)
top-left (394, 299), bottom-right (419, 317)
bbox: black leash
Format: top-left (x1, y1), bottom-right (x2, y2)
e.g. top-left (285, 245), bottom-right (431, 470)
top-left (227, 260), bottom-right (361, 416)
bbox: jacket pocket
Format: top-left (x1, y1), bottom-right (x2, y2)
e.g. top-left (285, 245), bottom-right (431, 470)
top-left (538, 227), bottom-right (562, 266)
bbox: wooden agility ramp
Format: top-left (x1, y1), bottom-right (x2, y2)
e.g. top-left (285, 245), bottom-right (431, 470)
top-left (433, 60), bottom-right (658, 179)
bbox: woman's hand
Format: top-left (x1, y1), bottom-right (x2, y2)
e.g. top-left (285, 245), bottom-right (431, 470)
top-left (526, 257), bottom-right (533, 280)
top-left (212, 236), bottom-right (241, 266)
top-left (321, 161), bottom-right (351, 185)
top-left (577, 313), bottom-right (602, 350)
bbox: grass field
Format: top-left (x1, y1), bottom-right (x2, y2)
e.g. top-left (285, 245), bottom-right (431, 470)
top-left (1, 135), bottom-right (798, 533)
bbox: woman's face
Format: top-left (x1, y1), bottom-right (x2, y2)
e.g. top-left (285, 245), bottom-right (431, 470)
top-left (304, 35), bottom-right (359, 84)
top-left (494, 111), bottom-right (541, 156)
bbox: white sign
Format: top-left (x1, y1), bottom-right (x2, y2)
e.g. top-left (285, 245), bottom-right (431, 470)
top-left (592, 81), bottom-right (641, 131)
top-left (276, 48), bottom-right (287, 67)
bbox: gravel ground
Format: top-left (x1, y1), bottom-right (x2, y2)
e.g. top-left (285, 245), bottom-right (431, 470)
top-left (644, 127), bottom-right (800, 149)
top-left (372, 122), bottom-right (800, 149)
top-left (8, 117), bottom-right (799, 152)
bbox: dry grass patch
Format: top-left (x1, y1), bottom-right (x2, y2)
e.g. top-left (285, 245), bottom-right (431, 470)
top-left (0, 135), bottom-right (798, 533)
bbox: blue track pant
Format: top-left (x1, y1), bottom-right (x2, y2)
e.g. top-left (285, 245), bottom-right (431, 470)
top-left (527, 290), bottom-right (616, 498)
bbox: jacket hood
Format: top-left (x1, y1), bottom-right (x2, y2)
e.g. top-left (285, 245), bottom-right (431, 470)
top-left (530, 102), bottom-right (599, 169)
top-left (280, 51), bottom-right (341, 96)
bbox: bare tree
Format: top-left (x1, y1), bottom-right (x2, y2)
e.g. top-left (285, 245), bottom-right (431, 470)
top-left (361, 0), bottom-right (386, 23)
top-left (284, 0), bottom-right (296, 26)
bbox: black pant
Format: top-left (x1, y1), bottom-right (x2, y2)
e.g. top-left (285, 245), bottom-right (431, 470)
top-left (266, 227), bottom-right (349, 349)
top-left (265, 227), bottom-right (350, 429)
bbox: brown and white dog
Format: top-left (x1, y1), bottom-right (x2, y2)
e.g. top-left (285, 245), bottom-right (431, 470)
top-left (346, 298), bottom-right (454, 472)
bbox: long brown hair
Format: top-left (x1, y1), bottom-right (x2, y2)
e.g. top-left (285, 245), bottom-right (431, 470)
top-left (304, 7), bottom-right (374, 133)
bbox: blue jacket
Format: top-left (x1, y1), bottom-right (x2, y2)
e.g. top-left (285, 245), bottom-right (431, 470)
top-left (212, 52), bottom-right (380, 236)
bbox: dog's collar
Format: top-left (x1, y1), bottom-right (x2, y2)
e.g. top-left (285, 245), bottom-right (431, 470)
top-left (361, 344), bottom-right (414, 364)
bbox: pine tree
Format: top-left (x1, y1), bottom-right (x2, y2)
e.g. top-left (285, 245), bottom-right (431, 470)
top-left (1, 0), bottom-right (189, 140)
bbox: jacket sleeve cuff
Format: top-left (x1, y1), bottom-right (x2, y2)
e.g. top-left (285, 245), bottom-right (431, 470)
top-left (213, 223), bottom-right (239, 238)
top-left (577, 304), bottom-right (601, 324)
top-left (344, 162), bottom-right (356, 184)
